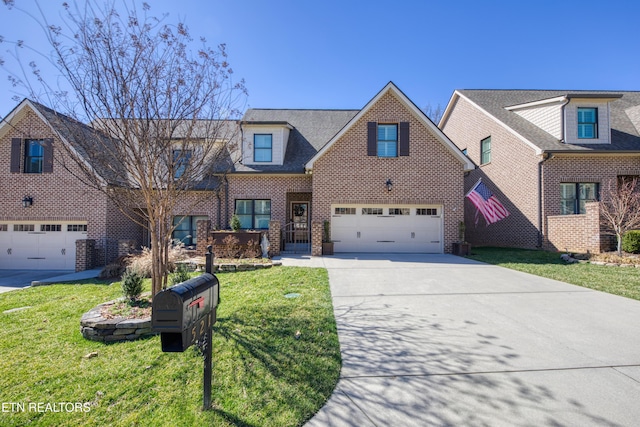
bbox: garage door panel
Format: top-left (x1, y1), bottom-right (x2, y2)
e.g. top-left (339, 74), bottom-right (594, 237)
top-left (0, 222), bottom-right (85, 270)
top-left (331, 205), bottom-right (443, 254)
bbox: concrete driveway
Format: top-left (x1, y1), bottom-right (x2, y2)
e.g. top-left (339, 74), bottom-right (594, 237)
top-left (0, 269), bottom-right (73, 293)
top-left (288, 254), bottom-right (640, 426)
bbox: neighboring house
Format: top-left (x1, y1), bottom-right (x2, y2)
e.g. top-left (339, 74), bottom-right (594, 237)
top-left (0, 82), bottom-right (473, 270)
top-left (0, 99), bottom-right (142, 270)
top-left (440, 89), bottom-right (640, 253)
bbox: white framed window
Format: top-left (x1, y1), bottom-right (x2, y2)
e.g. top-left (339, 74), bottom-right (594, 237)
top-left (481, 136), bottom-right (491, 165)
top-left (362, 207), bottom-right (383, 215)
top-left (334, 207), bottom-right (356, 215)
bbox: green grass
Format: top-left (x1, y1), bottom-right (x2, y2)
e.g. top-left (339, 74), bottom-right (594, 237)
top-left (467, 247), bottom-right (640, 301)
top-left (0, 267), bottom-right (340, 426)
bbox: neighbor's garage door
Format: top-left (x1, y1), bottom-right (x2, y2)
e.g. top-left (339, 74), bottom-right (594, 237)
top-left (330, 205), bottom-right (442, 253)
top-left (0, 222), bottom-right (88, 270)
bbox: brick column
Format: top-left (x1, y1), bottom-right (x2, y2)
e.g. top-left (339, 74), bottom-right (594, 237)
top-left (311, 221), bottom-right (323, 256)
top-left (268, 220), bottom-right (281, 257)
top-left (76, 239), bottom-right (96, 272)
top-left (196, 219), bottom-right (212, 256)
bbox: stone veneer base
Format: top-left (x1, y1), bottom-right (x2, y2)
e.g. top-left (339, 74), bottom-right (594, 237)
top-left (80, 301), bottom-right (153, 343)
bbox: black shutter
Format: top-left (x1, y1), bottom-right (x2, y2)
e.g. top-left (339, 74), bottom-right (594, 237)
top-left (367, 122), bottom-right (377, 156)
top-left (399, 122), bottom-right (410, 156)
top-left (43, 138), bottom-right (53, 173)
top-left (10, 138), bottom-right (21, 173)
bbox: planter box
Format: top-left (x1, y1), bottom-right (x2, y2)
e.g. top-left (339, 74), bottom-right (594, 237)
top-left (322, 242), bottom-right (334, 256)
top-left (211, 231), bottom-right (264, 258)
top-left (452, 242), bottom-right (471, 256)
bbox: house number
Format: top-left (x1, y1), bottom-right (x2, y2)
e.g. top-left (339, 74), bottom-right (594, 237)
top-left (7, 248), bottom-right (11, 255)
top-left (61, 248), bottom-right (66, 255)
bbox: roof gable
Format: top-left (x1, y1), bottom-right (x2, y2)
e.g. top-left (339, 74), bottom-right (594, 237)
top-left (441, 89), bottom-right (640, 153)
top-left (306, 82), bottom-right (473, 171)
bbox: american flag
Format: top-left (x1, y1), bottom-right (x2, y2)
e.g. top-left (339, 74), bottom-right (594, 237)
top-left (466, 180), bottom-right (510, 224)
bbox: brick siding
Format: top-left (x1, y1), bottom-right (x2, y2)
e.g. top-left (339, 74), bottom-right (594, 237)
top-left (312, 91), bottom-right (465, 253)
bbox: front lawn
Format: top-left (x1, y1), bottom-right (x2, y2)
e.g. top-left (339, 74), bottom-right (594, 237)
top-left (0, 267), bottom-right (340, 426)
top-left (467, 247), bottom-right (640, 301)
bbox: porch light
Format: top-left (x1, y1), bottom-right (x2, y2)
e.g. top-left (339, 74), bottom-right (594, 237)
top-left (386, 179), bottom-right (393, 192)
top-left (22, 196), bottom-right (33, 208)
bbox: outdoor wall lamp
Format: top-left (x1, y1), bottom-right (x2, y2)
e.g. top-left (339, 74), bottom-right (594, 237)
top-left (22, 196), bottom-right (33, 208)
top-left (386, 179), bottom-right (393, 192)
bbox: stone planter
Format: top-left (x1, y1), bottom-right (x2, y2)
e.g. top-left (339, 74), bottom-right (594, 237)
top-left (80, 301), bottom-right (153, 343)
top-left (210, 230), bottom-right (264, 258)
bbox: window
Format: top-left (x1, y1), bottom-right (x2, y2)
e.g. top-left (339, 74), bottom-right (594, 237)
top-left (0, 224), bottom-right (7, 232)
top-left (172, 215), bottom-right (208, 246)
top-left (14, 224), bottom-right (35, 232)
top-left (578, 108), bottom-right (598, 139)
top-left (462, 148), bottom-right (468, 156)
top-left (377, 124), bottom-right (398, 157)
top-left (254, 134), bottom-right (272, 162)
top-left (334, 207), bottom-right (356, 215)
top-left (40, 224), bottom-right (61, 232)
top-left (560, 183), bottom-right (598, 214)
top-left (362, 207), bottom-right (383, 215)
top-left (235, 200), bottom-right (271, 229)
top-left (417, 208), bottom-right (438, 216)
top-left (67, 224), bottom-right (88, 232)
top-left (480, 136), bottom-right (491, 165)
top-left (389, 208), bottom-right (410, 215)
top-left (24, 139), bottom-right (44, 173)
top-left (173, 149), bottom-right (192, 179)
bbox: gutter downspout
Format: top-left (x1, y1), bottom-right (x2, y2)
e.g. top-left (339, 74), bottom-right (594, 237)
top-left (224, 176), bottom-right (229, 229)
top-left (560, 96), bottom-right (570, 143)
top-left (538, 152), bottom-right (550, 248)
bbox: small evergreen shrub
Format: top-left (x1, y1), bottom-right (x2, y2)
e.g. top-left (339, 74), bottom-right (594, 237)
top-left (622, 230), bottom-right (640, 254)
top-left (230, 214), bottom-right (242, 231)
top-left (171, 264), bottom-right (191, 286)
top-left (121, 268), bottom-right (144, 303)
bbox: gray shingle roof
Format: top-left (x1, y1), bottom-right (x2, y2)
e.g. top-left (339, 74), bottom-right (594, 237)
top-left (456, 90), bottom-right (640, 152)
top-left (226, 109), bottom-right (358, 173)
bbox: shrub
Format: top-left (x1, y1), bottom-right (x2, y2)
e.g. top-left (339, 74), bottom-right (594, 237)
top-left (230, 214), bottom-right (242, 231)
top-left (219, 234), bottom-right (240, 258)
top-left (99, 263), bottom-right (125, 279)
top-left (622, 230), bottom-right (640, 254)
top-left (127, 245), bottom-right (189, 278)
top-left (171, 264), bottom-right (191, 286)
top-left (121, 268), bottom-right (144, 302)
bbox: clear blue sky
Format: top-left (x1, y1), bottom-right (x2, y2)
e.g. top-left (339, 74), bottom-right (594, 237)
top-left (1, 0), bottom-right (639, 118)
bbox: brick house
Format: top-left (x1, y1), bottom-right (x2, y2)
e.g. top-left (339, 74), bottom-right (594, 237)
top-left (0, 99), bottom-right (142, 270)
top-left (440, 90), bottom-right (640, 253)
top-left (0, 82), bottom-right (472, 270)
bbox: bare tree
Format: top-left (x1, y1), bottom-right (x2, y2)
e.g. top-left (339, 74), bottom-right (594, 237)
top-left (423, 102), bottom-right (444, 124)
top-left (1, 1), bottom-right (246, 296)
top-left (599, 177), bottom-right (640, 255)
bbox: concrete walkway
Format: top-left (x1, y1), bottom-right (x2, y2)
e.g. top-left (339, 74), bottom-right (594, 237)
top-left (277, 253), bottom-right (640, 426)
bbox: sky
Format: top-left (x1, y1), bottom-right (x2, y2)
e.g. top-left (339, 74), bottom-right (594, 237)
top-left (1, 0), bottom-right (639, 119)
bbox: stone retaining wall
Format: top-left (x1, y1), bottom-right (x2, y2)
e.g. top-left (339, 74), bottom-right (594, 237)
top-left (80, 302), bottom-right (153, 343)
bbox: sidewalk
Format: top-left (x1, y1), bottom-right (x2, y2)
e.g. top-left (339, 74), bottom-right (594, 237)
top-left (30, 268), bottom-right (103, 286)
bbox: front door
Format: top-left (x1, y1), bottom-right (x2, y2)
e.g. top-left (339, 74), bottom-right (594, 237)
top-left (291, 202), bottom-right (309, 242)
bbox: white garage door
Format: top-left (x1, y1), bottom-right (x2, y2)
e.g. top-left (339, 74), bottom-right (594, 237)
top-left (0, 222), bottom-right (88, 270)
top-left (330, 205), bottom-right (443, 253)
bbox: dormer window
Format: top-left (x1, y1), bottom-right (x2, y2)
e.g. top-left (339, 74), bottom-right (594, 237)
top-left (578, 108), bottom-right (598, 139)
top-left (254, 134), bottom-right (272, 162)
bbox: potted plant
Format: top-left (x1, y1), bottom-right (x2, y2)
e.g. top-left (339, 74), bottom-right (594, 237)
top-left (452, 221), bottom-right (471, 256)
top-left (322, 220), bottom-right (334, 255)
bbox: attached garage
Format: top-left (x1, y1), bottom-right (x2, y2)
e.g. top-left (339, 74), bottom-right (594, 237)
top-left (0, 222), bottom-right (88, 270)
top-left (330, 204), bottom-right (443, 253)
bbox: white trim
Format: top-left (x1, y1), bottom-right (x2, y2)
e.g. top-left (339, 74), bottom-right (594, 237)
top-left (441, 91), bottom-right (543, 156)
top-left (305, 82), bottom-right (474, 171)
top-left (504, 95), bottom-right (567, 111)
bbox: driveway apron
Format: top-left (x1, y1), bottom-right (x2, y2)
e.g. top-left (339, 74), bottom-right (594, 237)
top-left (300, 254), bottom-right (640, 427)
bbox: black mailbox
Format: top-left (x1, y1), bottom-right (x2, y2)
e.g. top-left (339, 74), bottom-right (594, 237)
top-left (152, 273), bottom-right (220, 352)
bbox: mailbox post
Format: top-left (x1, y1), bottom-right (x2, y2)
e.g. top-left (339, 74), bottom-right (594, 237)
top-left (152, 246), bottom-right (218, 410)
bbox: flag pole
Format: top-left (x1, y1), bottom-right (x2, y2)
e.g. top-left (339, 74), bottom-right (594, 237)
top-left (465, 178), bottom-right (483, 198)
